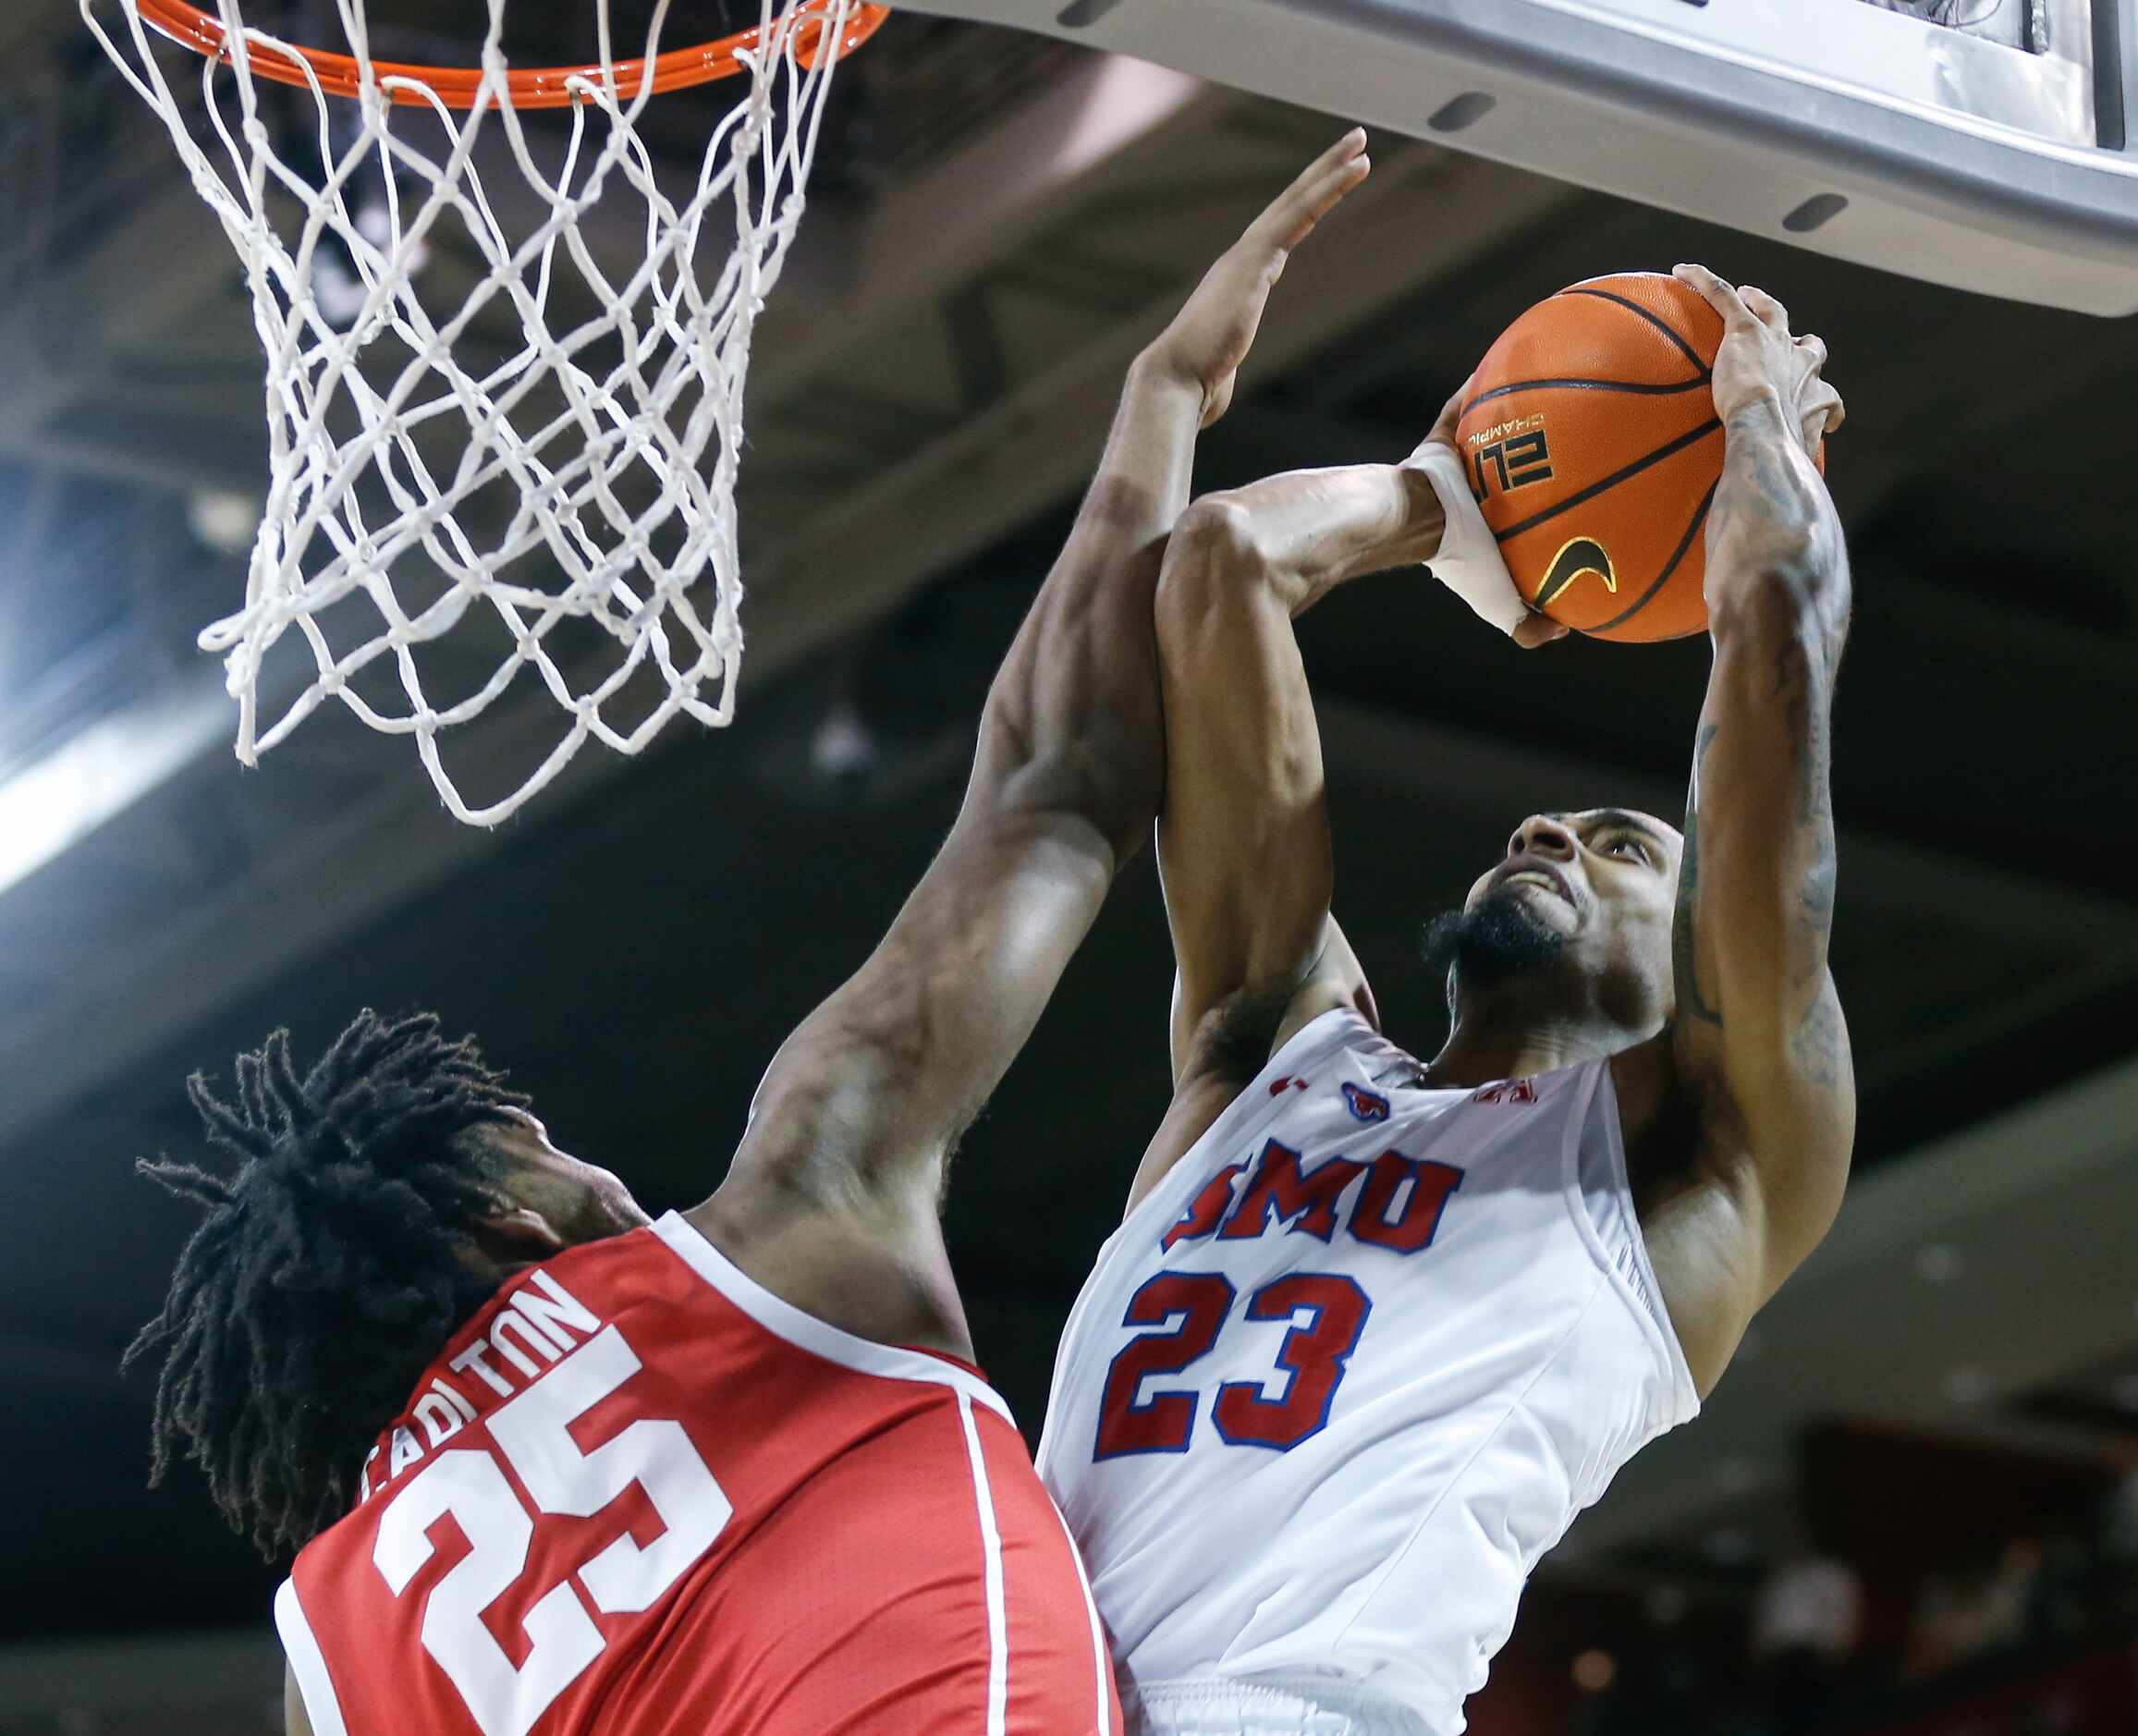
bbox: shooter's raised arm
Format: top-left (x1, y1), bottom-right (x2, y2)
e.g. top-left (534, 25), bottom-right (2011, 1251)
top-left (708, 135), bottom-right (1374, 1337)
top-left (1653, 263), bottom-right (1856, 1388)
top-left (1151, 463), bottom-right (1437, 1070)
top-left (1131, 373), bottom-right (1571, 1206)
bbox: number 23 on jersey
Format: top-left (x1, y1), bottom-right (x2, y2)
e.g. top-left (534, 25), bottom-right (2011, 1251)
top-left (1093, 1142), bottom-right (1465, 1461)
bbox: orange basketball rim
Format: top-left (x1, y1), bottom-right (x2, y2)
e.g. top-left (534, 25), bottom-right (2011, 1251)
top-left (128, 0), bottom-right (891, 108)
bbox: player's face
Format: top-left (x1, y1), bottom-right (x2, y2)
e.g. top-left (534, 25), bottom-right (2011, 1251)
top-left (473, 1111), bottom-right (649, 1251)
top-left (1462, 808), bottom-right (1682, 1018)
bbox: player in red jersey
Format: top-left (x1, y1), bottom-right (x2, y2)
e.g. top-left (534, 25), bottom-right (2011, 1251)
top-left (122, 134), bottom-right (1375, 1736)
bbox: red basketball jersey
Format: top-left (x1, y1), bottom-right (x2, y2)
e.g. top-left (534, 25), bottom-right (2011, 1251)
top-left (275, 1212), bottom-right (1119, 1736)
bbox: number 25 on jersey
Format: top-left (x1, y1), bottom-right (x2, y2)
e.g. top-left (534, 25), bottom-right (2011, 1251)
top-left (373, 1325), bottom-right (728, 1736)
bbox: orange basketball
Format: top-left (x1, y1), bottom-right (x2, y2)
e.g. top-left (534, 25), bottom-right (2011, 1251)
top-left (1458, 273), bottom-right (1730, 642)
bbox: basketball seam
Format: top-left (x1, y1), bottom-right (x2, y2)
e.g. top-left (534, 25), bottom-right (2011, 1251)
top-left (1494, 417), bottom-right (1723, 544)
top-left (1587, 476), bottom-right (1719, 635)
top-left (1467, 376), bottom-right (1709, 409)
top-left (1559, 287), bottom-right (1713, 377)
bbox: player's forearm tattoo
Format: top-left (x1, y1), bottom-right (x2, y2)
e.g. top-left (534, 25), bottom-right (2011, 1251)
top-left (1683, 398), bottom-right (1852, 1064)
top-left (1774, 623), bottom-right (1850, 1096)
top-left (1673, 723), bottom-right (1724, 1028)
top-left (1790, 980), bottom-right (1849, 1091)
top-left (1774, 636), bottom-right (1840, 949)
top-left (1727, 404), bottom-right (1849, 1094)
top-left (1707, 402), bottom-right (1832, 582)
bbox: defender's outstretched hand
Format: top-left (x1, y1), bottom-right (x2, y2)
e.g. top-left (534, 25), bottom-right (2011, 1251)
top-left (716, 117), bottom-right (1369, 1352)
top-left (1673, 263), bottom-right (1845, 458)
top-left (1149, 129), bottom-right (1373, 427)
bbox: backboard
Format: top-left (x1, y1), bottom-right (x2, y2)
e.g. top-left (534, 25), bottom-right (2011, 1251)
top-left (898, 0), bottom-right (2138, 316)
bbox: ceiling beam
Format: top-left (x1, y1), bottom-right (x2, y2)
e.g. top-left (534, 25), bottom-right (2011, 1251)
top-left (751, 52), bottom-right (1215, 405)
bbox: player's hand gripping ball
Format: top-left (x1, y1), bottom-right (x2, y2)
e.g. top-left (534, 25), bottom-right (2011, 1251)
top-left (1455, 270), bottom-right (1833, 642)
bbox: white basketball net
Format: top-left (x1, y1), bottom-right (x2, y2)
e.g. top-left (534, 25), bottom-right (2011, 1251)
top-left (82, 0), bottom-right (861, 823)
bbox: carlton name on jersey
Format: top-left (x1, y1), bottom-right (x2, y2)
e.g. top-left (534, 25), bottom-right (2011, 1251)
top-left (354, 1265), bottom-right (607, 1506)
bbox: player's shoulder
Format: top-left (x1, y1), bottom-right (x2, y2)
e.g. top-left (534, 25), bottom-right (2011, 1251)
top-left (526, 1216), bottom-right (698, 1303)
top-left (1128, 998), bottom-right (1397, 1216)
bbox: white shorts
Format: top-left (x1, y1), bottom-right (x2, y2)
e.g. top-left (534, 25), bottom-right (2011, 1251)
top-left (1123, 1676), bottom-right (1437, 1736)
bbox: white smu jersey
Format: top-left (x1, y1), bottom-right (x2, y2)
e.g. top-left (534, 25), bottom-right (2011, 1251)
top-left (1037, 1009), bottom-right (1699, 1734)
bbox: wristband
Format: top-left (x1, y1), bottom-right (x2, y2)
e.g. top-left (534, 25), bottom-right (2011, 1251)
top-left (1403, 440), bottom-right (1530, 637)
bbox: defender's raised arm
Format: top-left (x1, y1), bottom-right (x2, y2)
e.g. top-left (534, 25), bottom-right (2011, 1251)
top-left (710, 135), bottom-right (1374, 1335)
top-left (1658, 263), bottom-right (1855, 1387)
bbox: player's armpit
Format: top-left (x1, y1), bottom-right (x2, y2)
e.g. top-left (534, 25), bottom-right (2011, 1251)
top-left (1611, 1028), bottom-right (1776, 1393)
top-left (1127, 925), bottom-right (1375, 1214)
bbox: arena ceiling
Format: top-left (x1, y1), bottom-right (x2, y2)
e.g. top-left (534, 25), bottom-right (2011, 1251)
top-left (1, 4), bottom-right (2135, 1724)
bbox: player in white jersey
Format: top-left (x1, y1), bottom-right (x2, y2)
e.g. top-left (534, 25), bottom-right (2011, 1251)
top-left (1037, 264), bottom-right (1853, 1733)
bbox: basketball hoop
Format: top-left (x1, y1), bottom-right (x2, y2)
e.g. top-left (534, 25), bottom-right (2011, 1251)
top-left (124, 1), bottom-right (888, 108)
top-left (81, 0), bottom-right (889, 824)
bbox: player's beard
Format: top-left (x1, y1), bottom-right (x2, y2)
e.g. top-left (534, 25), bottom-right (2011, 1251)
top-left (1421, 889), bottom-right (1568, 1008)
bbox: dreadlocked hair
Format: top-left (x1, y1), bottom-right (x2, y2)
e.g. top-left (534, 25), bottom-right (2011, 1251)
top-left (124, 1009), bottom-right (531, 1561)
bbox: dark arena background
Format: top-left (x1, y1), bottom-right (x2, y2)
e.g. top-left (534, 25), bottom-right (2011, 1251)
top-left (4, 0), bottom-right (2138, 1730)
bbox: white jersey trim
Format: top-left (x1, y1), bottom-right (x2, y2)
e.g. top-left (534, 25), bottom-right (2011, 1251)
top-left (955, 1390), bottom-right (1012, 1736)
top-left (274, 1578), bottom-right (350, 1736)
top-left (1571, 1063), bottom-right (1702, 1430)
top-left (1127, 1674), bottom-right (1432, 1735)
top-left (650, 1212), bottom-right (1015, 1425)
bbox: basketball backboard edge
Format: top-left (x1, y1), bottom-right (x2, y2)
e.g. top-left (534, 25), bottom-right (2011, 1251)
top-left (894, 0), bottom-right (2138, 317)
